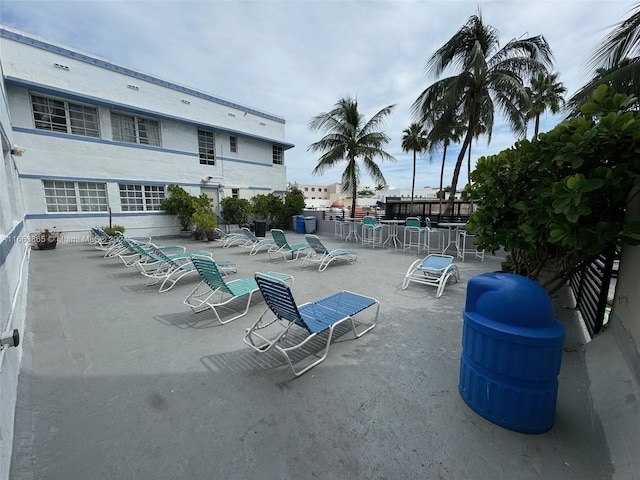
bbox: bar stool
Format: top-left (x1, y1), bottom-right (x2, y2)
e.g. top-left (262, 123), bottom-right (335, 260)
top-left (334, 217), bottom-right (348, 240)
top-left (403, 217), bottom-right (424, 251)
top-left (457, 230), bottom-right (485, 261)
top-left (424, 218), bottom-right (446, 253)
top-left (361, 216), bottom-right (383, 248)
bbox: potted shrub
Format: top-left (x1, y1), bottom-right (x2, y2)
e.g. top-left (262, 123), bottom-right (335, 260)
top-left (283, 187), bottom-right (306, 229)
top-left (32, 228), bottom-right (60, 250)
top-left (220, 197), bottom-right (252, 228)
top-left (191, 207), bottom-right (217, 241)
top-left (191, 194), bottom-right (217, 241)
top-left (101, 225), bottom-right (125, 236)
top-left (160, 185), bottom-right (196, 233)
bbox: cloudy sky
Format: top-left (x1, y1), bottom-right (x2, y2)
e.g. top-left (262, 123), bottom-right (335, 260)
top-left (0, 0), bottom-right (635, 191)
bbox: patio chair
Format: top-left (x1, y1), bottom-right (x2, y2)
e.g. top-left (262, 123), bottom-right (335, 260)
top-left (403, 217), bottom-right (426, 251)
top-left (112, 235), bottom-right (185, 266)
top-left (401, 254), bottom-right (460, 298)
top-left (137, 244), bottom-right (236, 293)
top-left (237, 227), bottom-right (276, 255)
top-left (243, 273), bottom-right (379, 376)
top-left (423, 219), bottom-right (446, 254)
top-left (214, 227), bottom-right (246, 247)
top-left (361, 216), bottom-right (383, 248)
top-left (183, 255), bottom-right (293, 324)
top-left (267, 229), bottom-right (310, 262)
top-left (457, 230), bottom-right (485, 262)
top-left (302, 235), bottom-right (357, 272)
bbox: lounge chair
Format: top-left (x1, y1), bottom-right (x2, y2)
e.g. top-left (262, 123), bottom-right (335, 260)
top-left (267, 229), bottom-right (310, 262)
top-left (137, 244), bottom-right (236, 293)
top-left (243, 273), bottom-right (379, 376)
top-left (213, 227), bottom-right (245, 246)
top-left (183, 255), bottom-right (293, 324)
top-left (302, 235), bottom-right (357, 272)
top-left (237, 227), bottom-right (276, 255)
top-left (401, 254), bottom-right (460, 298)
top-left (117, 236), bottom-right (186, 267)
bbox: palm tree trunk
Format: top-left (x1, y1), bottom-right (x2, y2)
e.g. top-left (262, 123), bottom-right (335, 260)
top-left (410, 151), bottom-right (416, 210)
top-left (534, 114), bottom-right (541, 140)
top-left (439, 144), bottom-right (447, 215)
top-left (351, 159), bottom-right (357, 217)
top-left (446, 126), bottom-right (474, 215)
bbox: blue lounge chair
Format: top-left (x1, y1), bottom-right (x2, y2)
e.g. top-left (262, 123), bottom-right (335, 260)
top-left (183, 255), bottom-right (293, 324)
top-left (243, 273), bottom-right (379, 376)
top-left (401, 254), bottom-right (460, 298)
top-left (302, 235), bottom-right (357, 272)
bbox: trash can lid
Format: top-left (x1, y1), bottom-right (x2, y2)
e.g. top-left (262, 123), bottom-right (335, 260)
top-left (305, 216), bottom-right (315, 220)
top-left (465, 273), bottom-right (555, 328)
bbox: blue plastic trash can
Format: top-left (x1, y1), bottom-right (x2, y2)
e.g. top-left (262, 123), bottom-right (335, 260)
top-left (459, 272), bottom-right (566, 434)
top-left (295, 215), bottom-right (306, 234)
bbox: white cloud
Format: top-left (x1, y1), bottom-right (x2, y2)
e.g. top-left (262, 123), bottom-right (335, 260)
top-left (1, 0), bottom-right (633, 190)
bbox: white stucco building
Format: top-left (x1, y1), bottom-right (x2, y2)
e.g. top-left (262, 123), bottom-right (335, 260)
top-left (0, 26), bottom-right (293, 240)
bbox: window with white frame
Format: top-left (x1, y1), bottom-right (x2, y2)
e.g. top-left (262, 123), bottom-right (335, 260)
top-left (43, 180), bottom-right (108, 212)
top-left (31, 95), bottom-right (99, 137)
top-left (232, 188), bottom-right (239, 198)
top-left (229, 135), bottom-right (237, 153)
top-left (111, 112), bottom-right (161, 146)
top-left (272, 145), bottom-right (283, 165)
top-left (198, 130), bottom-right (215, 165)
top-left (119, 184), bottom-right (165, 211)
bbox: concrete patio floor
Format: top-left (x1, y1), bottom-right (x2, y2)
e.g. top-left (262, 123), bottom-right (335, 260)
top-left (10, 232), bottom-right (614, 479)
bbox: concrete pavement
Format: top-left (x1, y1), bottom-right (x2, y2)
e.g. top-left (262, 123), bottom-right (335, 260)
top-left (10, 232), bottom-right (615, 479)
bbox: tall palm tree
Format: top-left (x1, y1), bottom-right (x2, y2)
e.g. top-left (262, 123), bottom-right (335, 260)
top-left (413, 11), bottom-right (553, 214)
top-left (429, 121), bottom-right (465, 214)
top-left (525, 72), bottom-right (566, 139)
top-left (568, 3), bottom-right (640, 113)
top-left (401, 123), bottom-right (428, 209)
top-left (308, 96), bottom-right (396, 216)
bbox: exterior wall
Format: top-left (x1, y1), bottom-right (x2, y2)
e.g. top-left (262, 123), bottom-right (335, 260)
top-left (0, 59), bottom-right (29, 480)
top-left (296, 183), bottom-right (331, 208)
top-left (612, 189), bottom-right (640, 361)
top-left (0, 27), bottom-right (291, 240)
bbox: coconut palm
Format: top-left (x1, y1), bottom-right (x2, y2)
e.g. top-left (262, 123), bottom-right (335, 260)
top-left (568, 3), bottom-right (640, 113)
top-left (308, 96), bottom-right (396, 216)
top-left (428, 120), bottom-right (465, 214)
top-left (401, 123), bottom-right (428, 209)
top-left (413, 11), bottom-right (553, 214)
top-left (525, 72), bottom-right (566, 139)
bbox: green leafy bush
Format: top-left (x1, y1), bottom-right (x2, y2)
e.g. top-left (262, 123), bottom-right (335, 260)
top-left (220, 197), bottom-right (252, 226)
top-left (160, 185), bottom-right (196, 230)
top-left (468, 86), bottom-right (640, 294)
top-left (102, 225), bottom-right (125, 236)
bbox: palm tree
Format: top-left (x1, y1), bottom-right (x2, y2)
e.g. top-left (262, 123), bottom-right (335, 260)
top-left (401, 123), bottom-right (428, 209)
top-left (568, 3), bottom-right (640, 113)
top-left (308, 96), bottom-right (396, 216)
top-left (525, 72), bottom-right (566, 139)
top-left (413, 11), bottom-right (553, 214)
top-left (429, 121), bottom-right (465, 214)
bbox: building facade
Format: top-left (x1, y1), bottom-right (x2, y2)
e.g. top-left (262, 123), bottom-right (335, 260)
top-left (0, 27), bottom-right (293, 240)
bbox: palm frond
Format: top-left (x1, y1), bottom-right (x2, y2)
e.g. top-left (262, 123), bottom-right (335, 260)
top-left (588, 3), bottom-right (640, 71)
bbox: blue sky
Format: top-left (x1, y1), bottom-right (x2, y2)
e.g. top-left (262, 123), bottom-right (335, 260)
top-left (0, 0), bottom-right (634, 190)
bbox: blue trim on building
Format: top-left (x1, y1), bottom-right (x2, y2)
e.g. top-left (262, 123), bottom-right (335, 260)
top-left (24, 212), bottom-right (168, 220)
top-left (7, 78), bottom-right (294, 150)
top-left (0, 221), bottom-right (24, 269)
top-left (0, 28), bottom-right (286, 125)
top-left (12, 126), bottom-right (195, 156)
